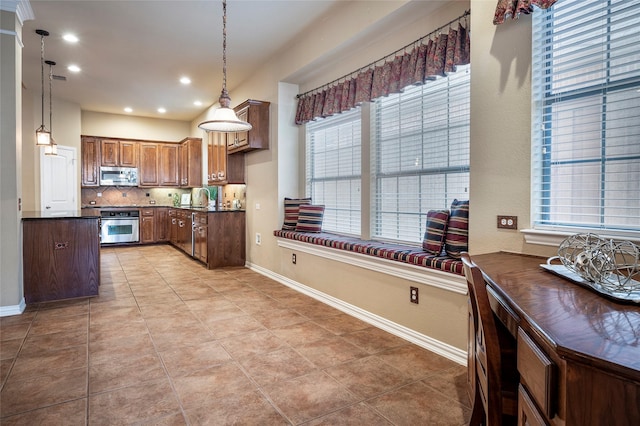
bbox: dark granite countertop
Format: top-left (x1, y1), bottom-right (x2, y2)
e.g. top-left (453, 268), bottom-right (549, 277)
top-left (22, 210), bottom-right (101, 220)
top-left (81, 205), bottom-right (244, 213)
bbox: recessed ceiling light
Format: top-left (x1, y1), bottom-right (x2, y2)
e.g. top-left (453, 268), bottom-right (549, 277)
top-left (124, 107), bottom-right (133, 113)
top-left (62, 33), bottom-right (78, 43)
top-left (157, 107), bottom-right (166, 113)
top-left (67, 64), bottom-right (81, 73)
top-left (194, 100), bottom-right (203, 106)
top-left (180, 77), bottom-right (191, 85)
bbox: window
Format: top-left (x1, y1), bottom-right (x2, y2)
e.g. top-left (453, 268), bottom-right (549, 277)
top-left (306, 108), bottom-right (362, 235)
top-left (372, 65), bottom-right (470, 244)
top-left (305, 65), bottom-right (471, 243)
top-left (532, 0), bottom-right (640, 238)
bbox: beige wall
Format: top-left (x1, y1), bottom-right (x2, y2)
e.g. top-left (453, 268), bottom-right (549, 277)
top-left (1, 10), bottom-right (24, 310)
top-left (81, 110), bottom-right (190, 142)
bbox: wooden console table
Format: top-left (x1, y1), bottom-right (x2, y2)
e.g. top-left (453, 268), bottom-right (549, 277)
top-left (471, 252), bottom-right (639, 426)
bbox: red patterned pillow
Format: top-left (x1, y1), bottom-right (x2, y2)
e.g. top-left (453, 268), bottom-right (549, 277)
top-left (422, 210), bottom-right (450, 255)
top-left (295, 204), bottom-right (325, 233)
top-left (282, 197), bottom-right (311, 230)
top-left (444, 199), bottom-right (469, 259)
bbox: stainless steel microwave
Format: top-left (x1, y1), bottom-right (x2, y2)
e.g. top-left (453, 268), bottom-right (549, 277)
top-left (99, 166), bottom-right (138, 186)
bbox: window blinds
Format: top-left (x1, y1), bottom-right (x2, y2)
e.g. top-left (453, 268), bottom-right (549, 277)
top-left (372, 65), bottom-right (470, 244)
top-left (532, 0), bottom-right (640, 236)
top-left (306, 108), bottom-right (362, 235)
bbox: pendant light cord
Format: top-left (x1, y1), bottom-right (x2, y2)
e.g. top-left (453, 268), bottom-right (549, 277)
top-left (40, 33), bottom-right (45, 129)
top-left (222, 0), bottom-right (227, 93)
top-left (48, 62), bottom-right (53, 136)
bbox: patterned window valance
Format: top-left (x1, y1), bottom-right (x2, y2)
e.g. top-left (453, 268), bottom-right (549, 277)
top-left (493, 0), bottom-right (558, 25)
top-left (295, 10), bottom-right (470, 125)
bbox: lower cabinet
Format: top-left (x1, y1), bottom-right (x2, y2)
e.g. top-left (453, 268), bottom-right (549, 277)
top-left (155, 208), bottom-right (169, 242)
top-left (140, 208), bottom-right (156, 243)
top-left (193, 212), bottom-right (208, 263)
top-left (23, 217), bottom-right (100, 303)
top-left (207, 211), bottom-right (245, 268)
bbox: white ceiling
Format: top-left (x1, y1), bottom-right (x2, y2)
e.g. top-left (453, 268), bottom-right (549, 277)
top-left (22, 0), bottom-right (341, 122)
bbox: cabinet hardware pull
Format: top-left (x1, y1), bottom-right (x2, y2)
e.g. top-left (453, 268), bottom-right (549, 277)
top-left (54, 241), bottom-right (69, 250)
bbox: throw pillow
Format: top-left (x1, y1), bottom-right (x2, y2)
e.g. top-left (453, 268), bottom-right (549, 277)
top-left (444, 199), bottom-right (469, 259)
top-left (295, 204), bottom-right (325, 233)
top-left (422, 210), bottom-right (450, 255)
top-left (282, 197), bottom-right (312, 230)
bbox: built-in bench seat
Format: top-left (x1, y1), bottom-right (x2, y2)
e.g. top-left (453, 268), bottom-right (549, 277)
top-left (273, 230), bottom-right (463, 276)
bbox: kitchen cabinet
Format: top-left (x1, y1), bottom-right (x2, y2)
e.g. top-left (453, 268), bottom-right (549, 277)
top-left (207, 211), bottom-right (245, 268)
top-left (207, 132), bottom-right (245, 185)
top-left (22, 216), bottom-right (100, 303)
top-left (193, 212), bottom-right (208, 263)
top-left (139, 143), bottom-right (159, 187)
top-left (176, 209), bottom-right (193, 253)
top-left (81, 136), bottom-right (101, 187)
top-left (140, 208), bottom-right (155, 243)
top-left (101, 139), bottom-right (139, 167)
top-left (155, 207), bottom-right (169, 242)
top-left (169, 209), bottom-right (178, 246)
top-left (179, 137), bottom-right (202, 188)
top-left (227, 99), bottom-right (270, 154)
top-left (159, 143), bottom-right (179, 186)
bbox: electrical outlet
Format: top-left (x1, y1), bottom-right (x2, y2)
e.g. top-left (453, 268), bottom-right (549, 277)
top-left (497, 215), bottom-right (518, 229)
top-left (292, 253), bottom-right (297, 264)
top-left (410, 286), bottom-right (419, 304)
top-left (255, 233), bottom-right (261, 245)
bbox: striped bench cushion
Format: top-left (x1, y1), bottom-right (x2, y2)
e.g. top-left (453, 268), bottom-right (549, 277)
top-left (274, 230), bottom-right (463, 275)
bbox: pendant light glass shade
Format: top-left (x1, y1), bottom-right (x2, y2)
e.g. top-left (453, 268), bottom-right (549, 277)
top-left (35, 29), bottom-right (51, 146)
top-left (36, 126), bottom-right (51, 146)
top-left (44, 141), bottom-right (58, 156)
top-left (198, 0), bottom-right (251, 133)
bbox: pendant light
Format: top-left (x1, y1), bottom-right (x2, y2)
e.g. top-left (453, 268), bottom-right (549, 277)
top-left (44, 60), bottom-right (58, 156)
top-left (198, 0), bottom-right (252, 133)
top-left (35, 29), bottom-right (51, 146)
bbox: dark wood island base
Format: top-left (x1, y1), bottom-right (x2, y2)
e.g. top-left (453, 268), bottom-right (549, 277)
top-left (22, 212), bottom-right (100, 304)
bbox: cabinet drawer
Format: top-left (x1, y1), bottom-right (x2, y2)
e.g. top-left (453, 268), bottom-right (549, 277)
top-left (141, 208), bottom-right (154, 216)
top-left (518, 384), bottom-right (548, 426)
top-left (517, 328), bottom-right (555, 419)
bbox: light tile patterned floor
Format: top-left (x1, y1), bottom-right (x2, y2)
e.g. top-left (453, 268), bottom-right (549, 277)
top-left (0, 245), bottom-right (471, 425)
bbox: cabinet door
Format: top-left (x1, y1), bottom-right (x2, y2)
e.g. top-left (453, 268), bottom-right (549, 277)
top-left (169, 209), bottom-right (178, 245)
top-left (207, 132), bottom-right (228, 185)
top-left (119, 141), bottom-right (139, 167)
top-left (140, 215), bottom-right (155, 243)
top-left (139, 143), bottom-right (159, 187)
top-left (180, 138), bottom-right (202, 188)
top-left (101, 139), bottom-right (119, 166)
top-left (81, 136), bottom-right (101, 187)
top-left (155, 208), bottom-right (169, 241)
top-left (227, 153), bottom-right (245, 184)
top-left (159, 143), bottom-right (179, 186)
top-left (228, 99), bottom-right (270, 154)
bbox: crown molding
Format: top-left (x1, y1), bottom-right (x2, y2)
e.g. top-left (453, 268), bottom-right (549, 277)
top-left (1, 0), bottom-right (35, 25)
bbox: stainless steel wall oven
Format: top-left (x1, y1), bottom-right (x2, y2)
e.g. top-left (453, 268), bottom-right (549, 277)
top-left (100, 210), bottom-right (139, 244)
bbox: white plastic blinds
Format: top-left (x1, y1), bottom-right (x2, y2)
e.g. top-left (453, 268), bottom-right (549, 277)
top-left (306, 108), bottom-right (362, 235)
top-left (372, 64), bottom-right (470, 244)
top-left (532, 0), bottom-right (640, 236)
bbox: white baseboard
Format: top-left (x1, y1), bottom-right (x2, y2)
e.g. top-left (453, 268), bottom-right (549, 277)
top-left (245, 262), bottom-right (467, 366)
top-left (0, 297), bottom-right (26, 317)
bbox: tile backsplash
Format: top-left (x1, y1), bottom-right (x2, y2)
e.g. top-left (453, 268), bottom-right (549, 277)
top-left (81, 184), bottom-right (247, 209)
top-left (81, 187), bottom-right (189, 207)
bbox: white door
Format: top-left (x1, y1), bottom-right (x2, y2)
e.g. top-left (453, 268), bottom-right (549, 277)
top-left (40, 145), bottom-right (77, 212)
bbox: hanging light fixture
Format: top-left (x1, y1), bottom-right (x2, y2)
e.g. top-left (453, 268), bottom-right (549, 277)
top-left (198, 0), bottom-right (252, 133)
top-left (35, 29), bottom-right (51, 146)
top-left (44, 60), bottom-right (58, 156)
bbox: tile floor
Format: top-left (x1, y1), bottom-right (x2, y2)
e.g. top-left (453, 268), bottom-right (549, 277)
top-left (0, 245), bottom-right (471, 425)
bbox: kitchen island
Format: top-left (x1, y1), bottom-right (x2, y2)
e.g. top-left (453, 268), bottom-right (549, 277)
top-left (22, 210), bottom-right (101, 304)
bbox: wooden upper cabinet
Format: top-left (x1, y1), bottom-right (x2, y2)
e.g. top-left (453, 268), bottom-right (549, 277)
top-left (119, 141), bottom-right (138, 167)
top-left (179, 137), bottom-right (202, 188)
top-left (139, 143), bottom-right (159, 187)
top-left (159, 143), bottom-right (179, 186)
top-left (100, 139), bottom-right (139, 167)
top-left (100, 139), bottom-right (119, 166)
top-left (81, 136), bottom-right (101, 187)
top-left (207, 132), bottom-right (228, 185)
top-left (227, 99), bottom-right (270, 154)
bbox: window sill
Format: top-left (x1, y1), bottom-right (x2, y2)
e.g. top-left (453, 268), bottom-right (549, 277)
top-left (276, 237), bottom-right (467, 295)
top-left (522, 228), bottom-right (640, 246)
